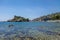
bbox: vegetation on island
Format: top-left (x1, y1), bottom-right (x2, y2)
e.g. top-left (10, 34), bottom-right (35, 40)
top-left (7, 15), bottom-right (29, 22)
top-left (33, 12), bottom-right (60, 21)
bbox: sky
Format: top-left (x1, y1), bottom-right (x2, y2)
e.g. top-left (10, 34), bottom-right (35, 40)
top-left (0, 0), bottom-right (60, 21)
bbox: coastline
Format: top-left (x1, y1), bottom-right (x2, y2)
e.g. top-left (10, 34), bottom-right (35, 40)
top-left (46, 20), bottom-right (60, 22)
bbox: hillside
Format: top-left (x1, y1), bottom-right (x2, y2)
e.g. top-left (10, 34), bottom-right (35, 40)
top-left (32, 12), bottom-right (60, 21)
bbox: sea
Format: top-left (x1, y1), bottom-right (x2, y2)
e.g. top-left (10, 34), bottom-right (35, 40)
top-left (0, 22), bottom-right (60, 40)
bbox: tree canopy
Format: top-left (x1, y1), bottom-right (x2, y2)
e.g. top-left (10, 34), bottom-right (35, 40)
top-left (8, 15), bottom-right (29, 22)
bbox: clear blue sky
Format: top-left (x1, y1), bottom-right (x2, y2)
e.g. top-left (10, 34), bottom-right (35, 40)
top-left (0, 0), bottom-right (60, 21)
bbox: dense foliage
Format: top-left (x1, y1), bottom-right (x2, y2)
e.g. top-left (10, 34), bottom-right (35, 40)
top-left (8, 15), bottom-right (29, 22)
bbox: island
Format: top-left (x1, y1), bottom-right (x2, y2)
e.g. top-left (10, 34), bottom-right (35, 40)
top-left (7, 15), bottom-right (29, 22)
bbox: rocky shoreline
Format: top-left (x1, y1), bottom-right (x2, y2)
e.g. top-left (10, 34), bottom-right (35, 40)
top-left (46, 20), bottom-right (60, 22)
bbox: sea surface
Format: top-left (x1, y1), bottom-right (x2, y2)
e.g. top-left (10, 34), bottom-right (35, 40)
top-left (0, 22), bottom-right (60, 40)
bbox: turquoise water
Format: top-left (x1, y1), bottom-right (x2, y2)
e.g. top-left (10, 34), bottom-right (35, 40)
top-left (0, 22), bottom-right (60, 40)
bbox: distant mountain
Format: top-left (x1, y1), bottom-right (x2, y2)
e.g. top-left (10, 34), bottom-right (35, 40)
top-left (32, 12), bottom-right (60, 21)
top-left (7, 16), bottom-right (29, 22)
